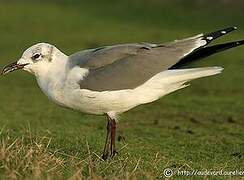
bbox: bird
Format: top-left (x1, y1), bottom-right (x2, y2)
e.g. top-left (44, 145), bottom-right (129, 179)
top-left (1, 27), bottom-right (244, 160)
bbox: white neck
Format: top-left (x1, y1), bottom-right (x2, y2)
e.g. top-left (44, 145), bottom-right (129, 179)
top-left (36, 51), bottom-right (69, 106)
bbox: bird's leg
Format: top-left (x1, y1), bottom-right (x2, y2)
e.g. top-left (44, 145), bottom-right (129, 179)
top-left (102, 116), bottom-right (112, 160)
top-left (102, 114), bottom-right (117, 160)
top-left (110, 118), bottom-right (117, 157)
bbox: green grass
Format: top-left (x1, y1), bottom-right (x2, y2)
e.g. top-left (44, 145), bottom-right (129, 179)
top-left (0, 0), bottom-right (244, 179)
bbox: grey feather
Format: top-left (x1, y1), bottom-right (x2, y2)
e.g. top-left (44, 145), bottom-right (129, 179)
top-left (69, 36), bottom-right (206, 91)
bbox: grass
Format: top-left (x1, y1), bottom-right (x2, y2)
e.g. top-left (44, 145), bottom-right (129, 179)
top-left (0, 0), bottom-right (244, 179)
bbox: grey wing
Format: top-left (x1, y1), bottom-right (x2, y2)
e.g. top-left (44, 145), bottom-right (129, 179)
top-left (70, 36), bottom-right (207, 91)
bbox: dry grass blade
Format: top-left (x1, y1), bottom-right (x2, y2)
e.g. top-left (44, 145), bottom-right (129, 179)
top-left (0, 130), bottom-right (184, 179)
top-left (0, 134), bottom-right (65, 179)
top-left (132, 157), bottom-right (141, 173)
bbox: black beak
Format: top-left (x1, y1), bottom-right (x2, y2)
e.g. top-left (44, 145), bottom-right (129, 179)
top-left (1, 61), bottom-right (29, 76)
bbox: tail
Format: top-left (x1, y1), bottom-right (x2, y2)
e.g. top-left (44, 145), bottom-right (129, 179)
top-left (170, 26), bottom-right (244, 69)
top-left (136, 67), bottom-right (223, 104)
top-left (162, 67), bottom-right (223, 87)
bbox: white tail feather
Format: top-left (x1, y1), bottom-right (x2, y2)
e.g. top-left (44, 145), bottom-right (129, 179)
top-left (135, 67), bottom-right (223, 104)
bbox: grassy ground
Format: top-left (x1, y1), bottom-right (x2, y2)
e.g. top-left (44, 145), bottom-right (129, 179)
top-left (0, 0), bottom-right (244, 179)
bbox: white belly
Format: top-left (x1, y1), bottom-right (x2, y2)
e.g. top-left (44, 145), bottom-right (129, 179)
top-left (36, 67), bottom-right (141, 115)
top-left (67, 88), bottom-right (141, 115)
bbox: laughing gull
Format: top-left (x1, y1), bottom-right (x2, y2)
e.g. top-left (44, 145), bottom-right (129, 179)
top-left (1, 27), bottom-right (244, 160)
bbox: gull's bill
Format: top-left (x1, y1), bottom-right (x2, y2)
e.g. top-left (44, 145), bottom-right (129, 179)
top-left (1, 61), bottom-right (29, 76)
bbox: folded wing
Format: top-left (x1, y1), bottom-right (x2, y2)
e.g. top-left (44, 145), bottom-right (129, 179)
top-left (69, 27), bottom-right (238, 91)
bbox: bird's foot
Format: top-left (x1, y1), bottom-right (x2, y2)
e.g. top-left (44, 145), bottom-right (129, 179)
top-left (102, 149), bottom-right (118, 160)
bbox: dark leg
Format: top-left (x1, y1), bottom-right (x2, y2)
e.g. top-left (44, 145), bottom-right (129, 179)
top-left (110, 118), bottom-right (117, 157)
top-left (102, 114), bottom-right (117, 160)
top-left (102, 116), bottom-right (112, 160)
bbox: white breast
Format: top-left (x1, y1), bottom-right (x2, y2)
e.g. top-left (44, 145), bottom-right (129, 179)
top-left (37, 65), bottom-right (89, 108)
top-left (60, 67), bottom-right (141, 115)
top-left (36, 63), bottom-right (144, 115)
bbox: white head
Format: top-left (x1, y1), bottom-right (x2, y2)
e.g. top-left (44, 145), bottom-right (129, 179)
top-left (1, 43), bottom-right (67, 76)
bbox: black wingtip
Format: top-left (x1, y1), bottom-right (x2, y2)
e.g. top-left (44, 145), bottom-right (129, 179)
top-left (228, 39), bottom-right (244, 49)
top-left (170, 39), bottom-right (244, 69)
top-left (203, 26), bottom-right (238, 43)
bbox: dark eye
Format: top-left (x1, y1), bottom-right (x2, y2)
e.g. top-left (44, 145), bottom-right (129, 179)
top-left (32, 53), bottom-right (41, 60)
